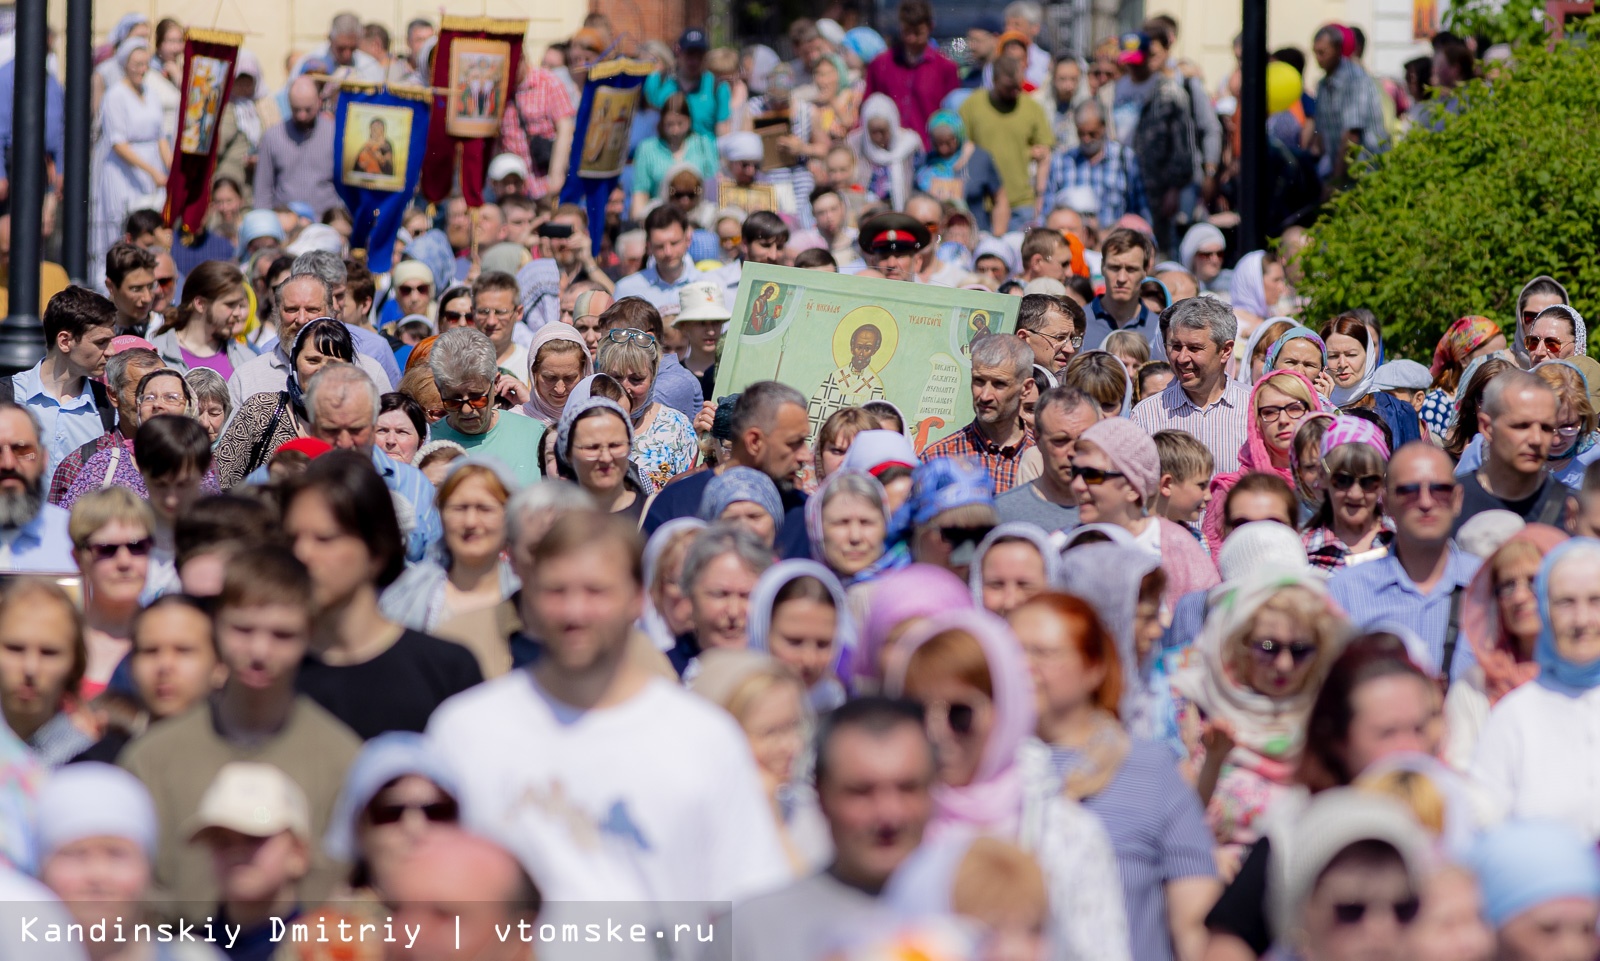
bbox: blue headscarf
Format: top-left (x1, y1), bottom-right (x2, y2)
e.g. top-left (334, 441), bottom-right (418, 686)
top-left (1534, 538), bottom-right (1600, 690)
top-left (843, 27), bottom-right (888, 66)
top-left (1264, 327), bottom-right (1327, 373)
top-left (699, 467), bottom-right (785, 534)
top-left (1471, 820), bottom-right (1600, 928)
top-left (888, 457), bottom-right (995, 542)
top-left (916, 110), bottom-right (968, 191)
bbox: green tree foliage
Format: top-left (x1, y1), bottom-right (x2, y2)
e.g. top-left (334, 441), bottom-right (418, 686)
top-left (1297, 31), bottom-right (1600, 359)
top-left (1444, 0), bottom-right (1548, 47)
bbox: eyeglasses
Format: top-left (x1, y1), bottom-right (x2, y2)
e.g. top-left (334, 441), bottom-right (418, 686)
top-left (140, 392), bottom-right (187, 406)
top-left (671, 190), bottom-right (701, 201)
top-left (1248, 637), bottom-right (1319, 664)
top-left (1028, 328), bottom-right (1084, 350)
top-left (1524, 334), bottom-right (1570, 354)
top-left (441, 309), bottom-right (472, 324)
top-left (440, 391), bottom-right (492, 411)
top-left (0, 442), bottom-right (39, 463)
top-left (86, 537), bottom-right (153, 561)
top-left (1332, 898), bottom-right (1421, 927)
top-left (605, 328), bottom-right (658, 348)
top-left (397, 284), bottom-right (431, 296)
top-left (1558, 424), bottom-right (1583, 438)
top-left (1329, 471), bottom-right (1383, 493)
top-left (1393, 481), bottom-right (1457, 502)
top-left (1070, 465), bottom-right (1126, 485)
top-left (475, 307), bottom-right (515, 320)
top-left (924, 699), bottom-right (982, 736)
top-left (154, 276), bottom-right (177, 289)
top-left (423, 406), bottom-right (447, 420)
top-left (937, 524), bottom-right (993, 548)
top-left (1257, 401), bottom-right (1310, 422)
top-left (1522, 309), bottom-right (1540, 325)
top-left (367, 798), bottom-right (459, 826)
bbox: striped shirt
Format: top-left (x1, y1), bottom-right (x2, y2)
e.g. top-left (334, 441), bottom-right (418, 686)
top-left (1315, 58), bottom-right (1390, 159)
top-left (1130, 379), bottom-right (1251, 474)
top-left (923, 422), bottom-right (1035, 494)
top-left (1049, 738), bottom-right (1217, 961)
top-left (1326, 544), bottom-right (1481, 679)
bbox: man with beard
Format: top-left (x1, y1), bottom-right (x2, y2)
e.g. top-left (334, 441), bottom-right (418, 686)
top-left (924, 334), bottom-right (1037, 493)
top-left (9, 286), bottom-right (117, 490)
top-left (253, 77), bottom-right (340, 217)
top-left (0, 402), bottom-right (75, 572)
top-left (1042, 100), bottom-right (1151, 229)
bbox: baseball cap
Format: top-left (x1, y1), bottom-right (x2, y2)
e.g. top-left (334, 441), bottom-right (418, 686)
top-left (487, 152), bottom-right (530, 183)
top-left (185, 762), bottom-right (313, 842)
top-left (970, 14), bottom-right (1004, 35)
top-left (1118, 32), bottom-right (1152, 66)
top-left (679, 28), bottom-right (709, 51)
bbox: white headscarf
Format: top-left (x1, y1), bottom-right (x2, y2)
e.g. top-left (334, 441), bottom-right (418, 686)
top-left (1329, 320), bottom-right (1381, 408)
top-left (856, 93), bottom-right (922, 210)
top-left (1230, 251), bottom-right (1270, 317)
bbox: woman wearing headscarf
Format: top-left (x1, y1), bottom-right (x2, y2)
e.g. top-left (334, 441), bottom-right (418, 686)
top-left (1237, 318), bottom-right (1297, 386)
top-left (640, 518), bottom-right (708, 652)
top-left (1262, 327), bottom-right (1328, 387)
top-left (553, 396), bottom-right (647, 522)
top-left (1473, 538), bottom-right (1600, 839)
top-left (1320, 311), bottom-right (1423, 448)
top-left (1172, 570), bottom-right (1348, 859)
top-left (513, 323), bottom-right (593, 425)
top-left (968, 523), bottom-right (1058, 617)
top-left (1177, 223), bottom-right (1230, 296)
top-left (808, 54), bottom-right (859, 144)
top-left (700, 466), bottom-right (785, 550)
top-left (92, 14), bottom-right (149, 114)
top-left (855, 563), bottom-right (974, 693)
top-left (850, 93), bottom-right (923, 210)
top-left (92, 37), bottom-right (171, 269)
top-left (1300, 415), bottom-right (1393, 573)
top-left (1444, 524), bottom-right (1567, 769)
top-left (807, 469), bottom-right (907, 589)
top-left (323, 732), bottom-right (464, 895)
top-left (1512, 274), bottom-right (1571, 367)
top-left (1469, 820), bottom-right (1600, 961)
top-left (1227, 251), bottom-right (1287, 334)
top-left (1423, 316), bottom-right (1506, 441)
top-left (746, 559), bottom-right (854, 711)
top-left (1200, 369), bottom-right (1326, 554)
top-left (915, 110), bottom-right (1008, 236)
top-left (886, 608), bottom-right (1134, 961)
top-left (214, 318), bottom-right (353, 486)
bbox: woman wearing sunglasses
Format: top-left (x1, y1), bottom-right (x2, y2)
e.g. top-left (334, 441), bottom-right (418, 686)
top-left (597, 327), bottom-right (697, 494)
top-left (1512, 275), bottom-right (1570, 366)
top-left (436, 285), bottom-right (476, 330)
top-left (427, 327), bottom-right (548, 486)
top-left (1172, 570), bottom-right (1348, 863)
top-left (885, 608), bottom-right (1133, 961)
top-left (1302, 416), bottom-right (1393, 574)
top-left (322, 732), bottom-right (462, 903)
top-left (1522, 304), bottom-right (1585, 365)
top-left (1443, 524), bottom-right (1566, 768)
top-left (1202, 369), bottom-right (1326, 554)
top-left (68, 487), bottom-right (157, 699)
top-left (902, 457), bottom-right (1000, 584)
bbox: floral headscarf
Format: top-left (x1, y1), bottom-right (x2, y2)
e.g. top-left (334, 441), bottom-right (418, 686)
top-left (1431, 316), bottom-right (1503, 381)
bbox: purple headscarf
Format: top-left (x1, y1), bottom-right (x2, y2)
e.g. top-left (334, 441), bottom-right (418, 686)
top-left (855, 564), bottom-right (974, 689)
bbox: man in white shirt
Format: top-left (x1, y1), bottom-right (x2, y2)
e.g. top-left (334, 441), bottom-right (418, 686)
top-left (427, 510), bottom-right (789, 909)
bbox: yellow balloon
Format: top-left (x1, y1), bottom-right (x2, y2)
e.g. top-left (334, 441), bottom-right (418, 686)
top-left (1267, 61), bottom-right (1303, 115)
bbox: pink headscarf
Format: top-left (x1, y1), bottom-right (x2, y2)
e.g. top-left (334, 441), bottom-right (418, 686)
top-left (856, 564), bottom-right (974, 688)
top-left (885, 608), bottom-right (1036, 839)
top-left (1202, 368), bottom-right (1326, 553)
top-left (1461, 524), bottom-right (1568, 706)
top-left (520, 324), bottom-right (593, 424)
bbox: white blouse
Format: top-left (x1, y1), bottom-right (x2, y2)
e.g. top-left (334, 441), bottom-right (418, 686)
top-left (1472, 677), bottom-right (1600, 840)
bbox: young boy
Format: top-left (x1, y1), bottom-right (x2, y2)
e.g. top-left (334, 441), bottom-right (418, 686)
top-left (1153, 429), bottom-right (1215, 534)
top-left (120, 546), bottom-right (360, 916)
top-left (190, 762), bottom-right (311, 961)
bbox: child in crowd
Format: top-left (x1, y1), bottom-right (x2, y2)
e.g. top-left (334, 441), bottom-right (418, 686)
top-left (1154, 429), bottom-right (1215, 538)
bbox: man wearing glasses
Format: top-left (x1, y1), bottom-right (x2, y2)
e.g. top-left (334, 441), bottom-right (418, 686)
top-left (470, 271), bottom-right (530, 387)
top-left (1329, 442), bottom-right (1480, 682)
top-left (1014, 293), bottom-right (1083, 375)
top-left (427, 327), bottom-right (547, 485)
top-left (1454, 371), bottom-right (1573, 532)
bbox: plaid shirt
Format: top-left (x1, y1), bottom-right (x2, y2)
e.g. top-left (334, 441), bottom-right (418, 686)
top-left (46, 431), bottom-right (122, 505)
top-left (1043, 140), bottom-right (1151, 227)
top-left (1302, 517), bottom-right (1395, 573)
top-left (498, 68), bottom-right (576, 199)
top-left (1315, 57), bottom-right (1390, 159)
top-left (923, 422), bottom-right (1036, 494)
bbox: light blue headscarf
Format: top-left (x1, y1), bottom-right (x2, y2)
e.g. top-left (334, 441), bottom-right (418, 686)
top-left (699, 466), bottom-right (785, 534)
top-left (843, 27), bottom-right (888, 66)
top-left (1534, 538), bottom-right (1600, 690)
top-left (889, 456), bottom-right (995, 542)
top-left (1264, 327), bottom-right (1326, 373)
top-left (1471, 819), bottom-right (1600, 928)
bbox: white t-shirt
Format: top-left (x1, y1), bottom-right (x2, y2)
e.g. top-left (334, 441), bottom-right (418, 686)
top-left (0, 867), bottom-right (89, 961)
top-left (1472, 678), bottom-right (1600, 840)
top-left (427, 671), bottom-right (791, 905)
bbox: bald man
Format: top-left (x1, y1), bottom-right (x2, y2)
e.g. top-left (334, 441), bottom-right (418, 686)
top-left (254, 76), bottom-right (341, 216)
top-left (385, 829), bottom-right (540, 961)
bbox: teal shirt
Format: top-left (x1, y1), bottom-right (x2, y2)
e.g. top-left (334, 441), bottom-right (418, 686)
top-left (632, 133), bottom-right (721, 200)
top-left (429, 413), bottom-right (546, 486)
top-left (643, 71), bottom-right (730, 138)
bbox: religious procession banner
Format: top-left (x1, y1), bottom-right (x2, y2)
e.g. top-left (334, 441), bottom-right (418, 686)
top-left (713, 264), bottom-right (1020, 453)
top-left (164, 28), bottom-right (241, 235)
top-left (332, 84), bottom-right (431, 273)
top-left (421, 16), bottom-right (525, 207)
top-left (559, 58), bottom-right (653, 256)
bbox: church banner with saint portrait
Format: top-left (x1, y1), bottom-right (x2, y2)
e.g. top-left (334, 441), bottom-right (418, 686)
top-left (713, 264), bottom-right (1019, 453)
top-left (163, 28), bottom-right (241, 236)
top-left (332, 84), bottom-right (431, 273)
top-left (420, 16), bottom-right (526, 207)
top-left (559, 58), bottom-right (654, 256)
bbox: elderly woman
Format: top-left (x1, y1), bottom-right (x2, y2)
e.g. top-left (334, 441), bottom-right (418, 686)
top-left (555, 396), bottom-right (647, 521)
top-left (670, 524), bottom-right (774, 678)
top-left (1444, 524), bottom-right (1567, 768)
top-left (1473, 538), bottom-right (1600, 839)
top-left (596, 328), bottom-right (696, 493)
top-left (746, 560), bottom-right (853, 711)
top-left (1173, 571), bottom-right (1349, 859)
top-left (69, 488), bottom-right (157, 699)
top-left (92, 37), bottom-right (171, 267)
top-left (511, 323), bottom-right (593, 425)
top-left (428, 327), bottom-right (547, 485)
top-left (899, 457), bottom-right (999, 583)
top-left (807, 470), bottom-right (906, 587)
top-left (215, 318), bottom-right (354, 486)
top-left (185, 367), bottom-right (231, 442)
top-left (1523, 304), bottom-right (1586, 365)
top-left (914, 110), bottom-right (1008, 235)
top-left (849, 93), bottom-right (921, 210)
top-left (700, 466), bottom-right (785, 550)
top-left (641, 518), bottom-right (709, 652)
top-left (381, 458), bottom-right (519, 632)
top-left (63, 373), bottom-right (222, 507)
top-left (1201, 369), bottom-right (1327, 554)
top-left (1177, 223), bottom-right (1229, 296)
top-left (1300, 415), bottom-right (1393, 573)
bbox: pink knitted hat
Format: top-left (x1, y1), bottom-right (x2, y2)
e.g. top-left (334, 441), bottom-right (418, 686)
top-left (1079, 416), bottom-right (1160, 500)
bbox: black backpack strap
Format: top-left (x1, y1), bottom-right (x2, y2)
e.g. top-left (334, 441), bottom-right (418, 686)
top-left (1440, 585), bottom-right (1466, 692)
top-left (89, 379), bottom-right (115, 433)
top-left (0, 375), bottom-right (13, 404)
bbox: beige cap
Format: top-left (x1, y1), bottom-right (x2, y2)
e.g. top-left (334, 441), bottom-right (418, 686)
top-left (185, 762), bottom-right (312, 842)
top-left (674, 280), bottom-right (732, 324)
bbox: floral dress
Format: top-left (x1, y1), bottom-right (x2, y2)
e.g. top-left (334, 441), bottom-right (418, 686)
top-left (633, 405), bottom-right (698, 494)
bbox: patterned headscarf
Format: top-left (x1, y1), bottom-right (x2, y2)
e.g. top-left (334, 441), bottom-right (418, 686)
top-left (1431, 316), bottom-right (1503, 381)
top-left (699, 466), bottom-right (785, 534)
top-left (1320, 414), bottom-right (1391, 461)
top-left (1265, 327), bottom-right (1326, 373)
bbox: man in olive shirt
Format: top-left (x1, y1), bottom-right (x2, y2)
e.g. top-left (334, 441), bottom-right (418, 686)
top-left (121, 546), bottom-right (360, 917)
top-left (959, 56), bottom-right (1053, 231)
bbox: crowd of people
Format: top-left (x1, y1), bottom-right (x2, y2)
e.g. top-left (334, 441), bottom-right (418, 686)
top-left (0, 6), bottom-right (1593, 961)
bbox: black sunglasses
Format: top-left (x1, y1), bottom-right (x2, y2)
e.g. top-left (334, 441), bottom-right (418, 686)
top-left (397, 284), bottom-right (431, 296)
top-left (441, 309), bottom-right (472, 323)
top-left (938, 524), bottom-right (993, 548)
top-left (1393, 481), bottom-right (1457, 502)
top-left (367, 798), bottom-right (459, 826)
top-left (1249, 638), bottom-right (1318, 664)
top-left (1333, 898), bottom-right (1421, 926)
top-left (926, 700), bottom-right (981, 736)
top-left (1330, 471), bottom-right (1382, 493)
top-left (1070, 465), bottom-right (1126, 485)
top-left (86, 537), bottom-right (154, 561)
